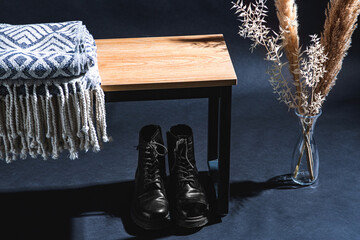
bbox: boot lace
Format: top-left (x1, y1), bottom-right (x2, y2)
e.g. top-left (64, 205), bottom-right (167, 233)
top-left (171, 138), bottom-right (195, 184)
top-left (137, 140), bottom-right (167, 187)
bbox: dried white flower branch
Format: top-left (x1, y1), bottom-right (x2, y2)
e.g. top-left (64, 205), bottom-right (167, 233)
top-left (232, 0), bottom-right (328, 115)
top-left (299, 35), bottom-right (328, 115)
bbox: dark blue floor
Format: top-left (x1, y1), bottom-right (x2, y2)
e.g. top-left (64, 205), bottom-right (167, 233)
top-left (0, 0), bottom-right (359, 239)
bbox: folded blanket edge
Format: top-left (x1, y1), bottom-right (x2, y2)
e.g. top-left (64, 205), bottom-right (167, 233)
top-left (0, 78), bottom-right (110, 163)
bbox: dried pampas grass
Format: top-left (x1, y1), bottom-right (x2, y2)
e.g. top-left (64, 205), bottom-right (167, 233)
top-left (317, 0), bottom-right (360, 96)
top-left (233, 0), bottom-right (360, 114)
top-left (274, 0), bottom-right (301, 97)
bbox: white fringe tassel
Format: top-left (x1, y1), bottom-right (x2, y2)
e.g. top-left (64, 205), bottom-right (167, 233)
top-left (0, 80), bottom-right (109, 163)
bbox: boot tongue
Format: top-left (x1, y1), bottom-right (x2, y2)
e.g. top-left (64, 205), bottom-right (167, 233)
top-left (175, 135), bottom-right (194, 158)
top-left (150, 128), bottom-right (161, 142)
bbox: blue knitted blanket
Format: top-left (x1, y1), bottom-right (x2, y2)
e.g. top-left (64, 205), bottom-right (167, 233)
top-left (0, 21), bottom-right (109, 163)
top-left (0, 21), bottom-right (96, 80)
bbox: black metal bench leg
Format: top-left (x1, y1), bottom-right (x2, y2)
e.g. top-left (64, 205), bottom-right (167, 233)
top-left (208, 96), bottom-right (219, 161)
top-left (208, 96), bottom-right (219, 200)
top-left (217, 86), bottom-right (232, 216)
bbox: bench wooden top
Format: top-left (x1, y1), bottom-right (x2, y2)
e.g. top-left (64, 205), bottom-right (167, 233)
top-left (96, 34), bottom-right (237, 92)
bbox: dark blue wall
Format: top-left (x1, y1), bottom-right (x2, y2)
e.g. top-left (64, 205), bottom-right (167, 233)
top-left (0, 1), bottom-right (359, 239)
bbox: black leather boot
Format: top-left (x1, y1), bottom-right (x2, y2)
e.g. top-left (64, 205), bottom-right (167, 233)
top-left (167, 124), bottom-right (209, 228)
top-left (131, 125), bottom-right (170, 230)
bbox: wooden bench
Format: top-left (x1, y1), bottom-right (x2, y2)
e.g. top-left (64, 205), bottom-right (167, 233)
top-left (96, 34), bottom-right (237, 216)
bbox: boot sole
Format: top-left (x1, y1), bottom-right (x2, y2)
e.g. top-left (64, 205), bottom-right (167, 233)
top-left (174, 213), bottom-right (208, 228)
top-left (131, 209), bottom-right (171, 230)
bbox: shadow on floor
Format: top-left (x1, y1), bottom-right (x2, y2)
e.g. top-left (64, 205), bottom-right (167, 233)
top-left (0, 172), bottom-right (220, 240)
top-left (229, 174), bottom-right (311, 213)
top-left (0, 173), bottom-right (306, 239)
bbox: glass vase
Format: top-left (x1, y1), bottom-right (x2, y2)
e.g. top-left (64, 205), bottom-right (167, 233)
top-left (291, 109), bottom-right (322, 185)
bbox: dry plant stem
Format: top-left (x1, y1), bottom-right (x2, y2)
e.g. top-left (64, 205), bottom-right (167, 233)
top-left (304, 131), bottom-right (314, 180)
top-left (292, 119), bottom-right (314, 180)
top-left (293, 139), bottom-right (305, 178)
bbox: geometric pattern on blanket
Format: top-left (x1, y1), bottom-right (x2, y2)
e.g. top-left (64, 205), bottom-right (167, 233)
top-left (0, 21), bottom-right (95, 80)
top-left (0, 21), bottom-right (109, 163)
